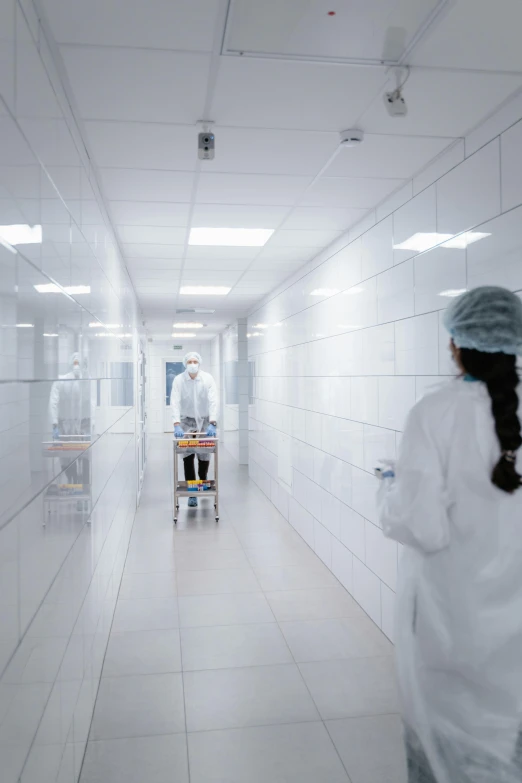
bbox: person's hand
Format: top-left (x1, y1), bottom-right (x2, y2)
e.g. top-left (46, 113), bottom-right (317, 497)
top-left (206, 424), bottom-right (216, 437)
top-left (174, 425), bottom-right (184, 438)
top-left (52, 425), bottom-right (60, 440)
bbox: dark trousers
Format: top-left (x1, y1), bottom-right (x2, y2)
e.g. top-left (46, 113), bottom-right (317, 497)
top-left (183, 454), bottom-right (210, 481)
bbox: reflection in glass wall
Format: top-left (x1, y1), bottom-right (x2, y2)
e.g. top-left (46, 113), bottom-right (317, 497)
top-left (0, 3), bottom-right (142, 781)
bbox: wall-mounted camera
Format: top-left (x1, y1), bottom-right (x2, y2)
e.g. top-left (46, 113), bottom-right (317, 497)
top-left (198, 122), bottom-right (215, 160)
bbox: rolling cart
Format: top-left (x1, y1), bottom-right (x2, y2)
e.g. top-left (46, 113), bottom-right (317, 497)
top-left (42, 436), bottom-right (92, 526)
top-left (173, 434), bottom-right (219, 524)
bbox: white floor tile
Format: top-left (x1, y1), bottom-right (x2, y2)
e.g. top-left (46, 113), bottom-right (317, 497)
top-left (188, 722), bottom-right (350, 783)
top-left (176, 569), bottom-right (260, 596)
top-left (180, 623), bottom-right (293, 671)
top-left (80, 734), bottom-right (189, 783)
top-left (118, 572), bottom-right (177, 600)
top-left (90, 674), bottom-right (185, 740)
top-left (112, 598), bottom-right (179, 632)
top-left (326, 715), bottom-right (407, 783)
top-left (184, 664), bottom-right (319, 732)
top-left (103, 630), bottom-right (181, 677)
top-left (178, 593), bottom-right (274, 628)
top-left (280, 616), bottom-right (392, 662)
top-left (265, 587), bottom-right (363, 622)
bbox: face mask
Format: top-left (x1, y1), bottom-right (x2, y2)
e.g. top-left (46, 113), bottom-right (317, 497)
top-left (73, 366), bottom-right (80, 378)
top-left (187, 363), bottom-right (199, 375)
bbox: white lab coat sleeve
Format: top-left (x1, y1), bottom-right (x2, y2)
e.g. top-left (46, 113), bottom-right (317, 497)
top-left (207, 375), bottom-right (218, 422)
top-left (378, 403), bottom-right (451, 555)
top-left (49, 380), bottom-right (60, 425)
top-left (170, 375), bottom-right (181, 424)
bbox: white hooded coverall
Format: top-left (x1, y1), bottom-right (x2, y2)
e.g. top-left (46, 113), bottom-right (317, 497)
top-left (378, 377), bottom-right (522, 783)
top-left (170, 368), bottom-right (217, 460)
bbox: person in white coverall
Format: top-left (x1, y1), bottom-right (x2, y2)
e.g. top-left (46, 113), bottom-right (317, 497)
top-left (378, 286), bottom-right (522, 783)
top-left (171, 352), bottom-right (218, 508)
top-left (49, 352), bottom-right (94, 484)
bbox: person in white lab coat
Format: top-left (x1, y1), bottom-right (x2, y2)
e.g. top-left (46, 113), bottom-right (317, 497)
top-left (377, 286), bottom-right (522, 783)
top-left (171, 351), bottom-right (218, 507)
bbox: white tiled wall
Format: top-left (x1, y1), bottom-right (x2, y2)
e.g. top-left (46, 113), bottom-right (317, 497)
top-left (248, 108), bottom-right (522, 641)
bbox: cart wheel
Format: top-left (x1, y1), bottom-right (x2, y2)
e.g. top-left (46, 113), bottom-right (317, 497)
top-left (174, 517), bottom-right (178, 524)
top-left (215, 516), bottom-right (219, 522)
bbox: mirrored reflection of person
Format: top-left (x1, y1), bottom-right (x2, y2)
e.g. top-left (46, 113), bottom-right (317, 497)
top-left (49, 352), bottom-right (94, 486)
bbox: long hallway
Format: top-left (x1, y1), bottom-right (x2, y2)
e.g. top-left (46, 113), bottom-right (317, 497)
top-left (79, 436), bottom-right (406, 782)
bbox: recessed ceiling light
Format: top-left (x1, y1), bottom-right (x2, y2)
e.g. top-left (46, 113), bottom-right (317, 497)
top-left (89, 322), bottom-right (122, 328)
top-left (189, 228), bottom-right (274, 247)
top-left (394, 231), bottom-right (491, 253)
top-left (180, 286), bottom-right (231, 296)
top-left (439, 288), bottom-right (467, 298)
top-left (0, 224), bottom-right (42, 246)
top-left (173, 322), bottom-right (204, 329)
top-left (310, 288), bottom-right (339, 296)
top-left (247, 332), bottom-right (262, 338)
top-left (172, 332), bottom-right (197, 338)
top-left (252, 323), bottom-right (269, 329)
top-left (16, 323), bottom-right (34, 328)
top-left (43, 333), bottom-right (59, 337)
top-left (34, 284), bottom-right (91, 295)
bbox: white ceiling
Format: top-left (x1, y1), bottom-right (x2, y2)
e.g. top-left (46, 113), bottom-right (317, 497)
top-left (40, 0), bottom-right (522, 339)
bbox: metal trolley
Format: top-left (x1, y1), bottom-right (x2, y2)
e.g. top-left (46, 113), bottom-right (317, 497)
top-left (173, 434), bottom-right (219, 524)
top-left (42, 436), bottom-right (92, 525)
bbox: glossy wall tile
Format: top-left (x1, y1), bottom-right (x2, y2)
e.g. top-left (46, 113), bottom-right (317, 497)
top-left (248, 103), bottom-right (522, 642)
top-left (0, 2), bottom-right (142, 781)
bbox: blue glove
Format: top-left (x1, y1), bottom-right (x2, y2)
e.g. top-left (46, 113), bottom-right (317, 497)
top-left (174, 425), bottom-right (184, 438)
top-left (52, 425), bottom-right (60, 440)
top-left (206, 424), bottom-right (216, 437)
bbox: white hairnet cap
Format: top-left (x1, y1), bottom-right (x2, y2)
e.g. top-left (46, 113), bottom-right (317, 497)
top-left (444, 286), bottom-right (522, 355)
top-left (184, 351), bottom-right (202, 366)
top-left (71, 352), bottom-right (80, 365)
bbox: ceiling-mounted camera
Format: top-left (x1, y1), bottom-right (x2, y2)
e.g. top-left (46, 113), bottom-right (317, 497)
top-left (383, 67), bottom-right (409, 118)
top-left (198, 121), bottom-right (215, 160)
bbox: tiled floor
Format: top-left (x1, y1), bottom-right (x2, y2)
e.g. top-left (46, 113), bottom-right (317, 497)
top-left (79, 435), bottom-right (407, 783)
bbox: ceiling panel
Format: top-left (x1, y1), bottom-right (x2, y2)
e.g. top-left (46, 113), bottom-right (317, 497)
top-left (85, 122), bottom-right (197, 170)
top-left (224, 0), bottom-right (443, 63)
top-left (325, 134), bottom-right (453, 179)
top-left (123, 244), bottom-right (185, 259)
top-left (43, 0), bottom-right (220, 51)
top-left (180, 272), bottom-right (244, 285)
top-left (191, 203), bottom-right (288, 228)
top-left (196, 173), bottom-right (312, 206)
top-left (410, 0), bottom-right (522, 71)
top-left (203, 127), bottom-right (338, 176)
top-left (116, 226), bottom-right (187, 244)
top-left (129, 268), bottom-right (182, 279)
top-left (110, 201), bottom-right (190, 227)
top-left (100, 169), bottom-right (194, 202)
top-left (302, 176), bottom-right (405, 208)
top-left (256, 246), bottom-right (321, 263)
top-left (359, 69), bottom-right (522, 138)
top-left (266, 229), bottom-right (342, 247)
top-left (210, 57), bottom-right (387, 131)
top-left (282, 206), bottom-right (368, 230)
top-left (61, 47), bottom-right (210, 123)
top-left (185, 246), bottom-right (260, 261)
top-left (183, 258), bottom-right (252, 270)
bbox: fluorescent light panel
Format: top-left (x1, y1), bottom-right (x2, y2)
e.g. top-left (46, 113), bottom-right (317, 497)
top-left (44, 333), bottom-right (59, 337)
top-left (180, 286), bottom-right (231, 296)
top-left (189, 227), bottom-right (274, 247)
top-left (0, 224), bottom-right (42, 246)
top-left (394, 231), bottom-right (491, 252)
top-left (89, 322), bottom-right (122, 328)
top-left (16, 323), bottom-right (34, 328)
top-left (172, 332), bottom-right (197, 337)
top-left (310, 288), bottom-right (339, 297)
top-left (439, 288), bottom-right (467, 298)
top-left (173, 322), bottom-right (204, 329)
top-left (34, 284), bottom-right (91, 295)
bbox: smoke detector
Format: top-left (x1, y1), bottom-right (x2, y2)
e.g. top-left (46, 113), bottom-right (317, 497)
top-left (339, 129), bottom-right (364, 147)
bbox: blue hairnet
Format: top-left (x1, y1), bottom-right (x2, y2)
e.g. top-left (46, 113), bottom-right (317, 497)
top-left (443, 286), bottom-right (522, 355)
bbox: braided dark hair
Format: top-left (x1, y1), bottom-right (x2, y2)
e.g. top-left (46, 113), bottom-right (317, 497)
top-left (460, 348), bottom-right (522, 493)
